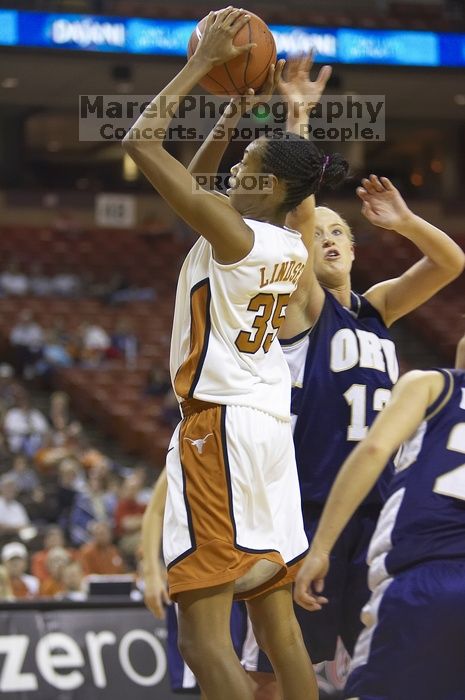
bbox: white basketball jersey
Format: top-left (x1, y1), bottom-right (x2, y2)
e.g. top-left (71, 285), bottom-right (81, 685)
top-left (170, 218), bottom-right (308, 421)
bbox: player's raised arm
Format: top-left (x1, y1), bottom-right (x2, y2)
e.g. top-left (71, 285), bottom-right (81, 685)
top-left (360, 176), bottom-right (465, 326)
top-left (277, 56), bottom-right (340, 337)
top-left (122, 8), bottom-right (255, 264)
top-left (141, 467), bottom-right (170, 619)
top-left (293, 369), bottom-right (446, 612)
top-left (188, 62), bottom-right (285, 191)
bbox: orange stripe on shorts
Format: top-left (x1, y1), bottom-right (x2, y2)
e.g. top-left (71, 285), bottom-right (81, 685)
top-left (167, 405), bottom-right (286, 600)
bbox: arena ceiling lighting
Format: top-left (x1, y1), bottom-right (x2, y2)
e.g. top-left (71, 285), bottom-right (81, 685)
top-left (0, 9), bottom-right (465, 67)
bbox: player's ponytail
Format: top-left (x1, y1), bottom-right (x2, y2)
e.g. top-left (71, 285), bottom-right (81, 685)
top-left (318, 152), bottom-right (349, 190)
top-left (260, 133), bottom-right (349, 213)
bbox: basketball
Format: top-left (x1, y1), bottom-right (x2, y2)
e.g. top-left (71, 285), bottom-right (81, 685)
top-left (187, 11), bottom-right (277, 95)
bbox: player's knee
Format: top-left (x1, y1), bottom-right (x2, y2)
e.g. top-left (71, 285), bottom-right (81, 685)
top-left (252, 616), bottom-right (302, 657)
top-left (178, 629), bottom-right (201, 670)
top-left (178, 629), bottom-right (228, 671)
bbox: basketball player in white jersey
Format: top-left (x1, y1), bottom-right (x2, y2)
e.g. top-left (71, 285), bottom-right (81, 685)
top-left (124, 8), bottom-right (347, 700)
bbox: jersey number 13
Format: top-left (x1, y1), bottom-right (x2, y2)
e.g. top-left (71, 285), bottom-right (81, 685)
top-left (343, 384), bottom-right (392, 441)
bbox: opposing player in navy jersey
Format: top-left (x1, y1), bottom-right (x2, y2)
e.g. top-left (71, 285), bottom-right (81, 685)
top-left (295, 352), bottom-right (465, 699)
top-left (267, 60), bottom-right (465, 674)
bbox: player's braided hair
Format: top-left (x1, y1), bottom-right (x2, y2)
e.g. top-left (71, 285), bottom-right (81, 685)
top-left (261, 132), bottom-right (349, 213)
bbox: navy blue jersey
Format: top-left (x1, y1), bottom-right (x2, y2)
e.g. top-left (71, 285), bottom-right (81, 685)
top-left (368, 369), bottom-right (465, 589)
top-left (281, 289), bottom-right (399, 505)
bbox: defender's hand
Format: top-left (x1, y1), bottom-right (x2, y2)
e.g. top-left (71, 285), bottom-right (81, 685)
top-left (278, 52), bottom-right (332, 117)
top-left (357, 175), bottom-right (413, 232)
top-left (294, 549), bottom-right (330, 612)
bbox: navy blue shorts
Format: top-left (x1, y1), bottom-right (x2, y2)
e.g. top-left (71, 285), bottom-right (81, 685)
top-left (257, 505), bottom-right (379, 668)
top-left (345, 559), bottom-right (465, 700)
top-left (166, 601), bottom-right (249, 693)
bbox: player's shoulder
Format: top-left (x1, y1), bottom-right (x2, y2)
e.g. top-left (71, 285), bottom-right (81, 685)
top-left (395, 369), bottom-right (453, 413)
top-left (244, 218), bottom-right (303, 245)
top-left (396, 368), bottom-right (446, 390)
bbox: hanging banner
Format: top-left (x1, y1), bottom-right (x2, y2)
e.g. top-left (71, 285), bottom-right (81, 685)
top-left (0, 602), bottom-right (345, 698)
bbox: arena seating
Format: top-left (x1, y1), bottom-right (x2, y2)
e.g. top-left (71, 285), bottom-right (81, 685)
top-left (0, 225), bottom-right (189, 466)
top-left (354, 233), bottom-right (465, 365)
top-left (0, 225), bottom-right (182, 290)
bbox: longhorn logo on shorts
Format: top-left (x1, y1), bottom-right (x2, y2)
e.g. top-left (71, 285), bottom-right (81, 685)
top-left (184, 434), bottom-right (213, 454)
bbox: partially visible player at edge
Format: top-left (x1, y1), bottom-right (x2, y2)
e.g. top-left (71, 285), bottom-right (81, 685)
top-left (123, 8), bottom-right (348, 700)
top-left (294, 330), bottom-right (465, 699)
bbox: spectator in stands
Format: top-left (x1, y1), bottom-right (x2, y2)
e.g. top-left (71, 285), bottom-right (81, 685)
top-left (52, 267), bottom-right (81, 298)
top-left (78, 323), bottom-right (111, 367)
top-left (35, 424), bottom-right (101, 479)
top-left (0, 260), bottom-right (28, 296)
top-left (114, 474), bottom-right (146, 560)
top-left (144, 365), bottom-right (171, 397)
top-left (69, 468), bottom-right (113, 546)
top-left (21, 486), bottom-right (49, 526)
top-left (2, 542), bottom-right (39, 599)
top-left (35, 330), bottom-right (73, 382)
top-left (35, 417), bottom-right (89, 472)
top-left (59, 561), bottom-right (86, 601)
top-left (0, 475), bottom-right (30, 538)
top-left (9, 310), bottom-right (44, 378)
top-left (0, 564), bottom-right (14, 601)
top-left (3, 455), bottom-right (47, 526)
top-left (109, 318), bottom-right (138, 367)
top-left (4, 455), bottom-right (40, 495)
top-left (49, 391), bottom-right (71, 432)
top-left (39, 546), bottom-right (70, 597)
top-left (55, 458), bottom-right (85, 536)
top-left (29, 263), bottom-right (53, 296)
top-left (79, 520), bottom-right (126, 575)
top-left (3, 392), bottom-right (49, 455)
top-left (132, 465), bottom-right (152, 506)
top-left (0, 363), bottom-right (21, 417)
top-left (102, 471), bottom-right (123, 520)
top-left (80, 449), bottom-right (111, 479)
top-left (32, 525), bottom-right (70, 582)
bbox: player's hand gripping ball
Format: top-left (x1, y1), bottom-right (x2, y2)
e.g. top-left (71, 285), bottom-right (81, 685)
top-left (187, 8), bottom-right (277, 95)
